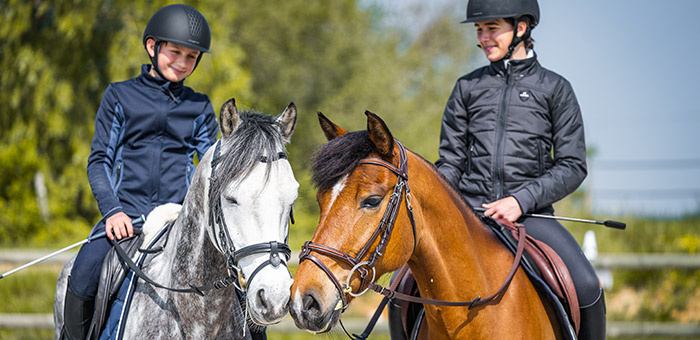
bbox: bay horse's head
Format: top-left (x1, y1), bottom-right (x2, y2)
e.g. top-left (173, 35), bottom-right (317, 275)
top-left (200, 98), bottom-right (298, 325)
top-left (290, 111), bottom-right (417, 333)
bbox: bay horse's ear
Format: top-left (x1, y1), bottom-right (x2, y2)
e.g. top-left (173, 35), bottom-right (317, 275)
top-left (365, 110), bottom-right (394, 159)
top-left (318, 111), bottom-right (348, 141)
top-left (219, 98), bottom-right (240, 138)
top-left (277, 102), bottom-right (297, 143)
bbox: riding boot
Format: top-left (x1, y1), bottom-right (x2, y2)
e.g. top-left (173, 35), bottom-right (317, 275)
top-left (577, 288), bottom-right (606, 340)
top-left (62, 277), bottom-right (94, 340)
top-left (250, 329), bottom-right (267, 340)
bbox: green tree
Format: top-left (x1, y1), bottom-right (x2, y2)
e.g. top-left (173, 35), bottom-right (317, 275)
top-left (0, 1), bottom-right (250, 246)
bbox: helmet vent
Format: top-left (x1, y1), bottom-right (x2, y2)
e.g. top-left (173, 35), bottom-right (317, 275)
top-left (185, 6), bottom-right (203, 40)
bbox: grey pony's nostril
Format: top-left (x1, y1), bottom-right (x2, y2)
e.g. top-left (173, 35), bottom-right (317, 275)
top-left (257, 289), bottom-right (268, 309)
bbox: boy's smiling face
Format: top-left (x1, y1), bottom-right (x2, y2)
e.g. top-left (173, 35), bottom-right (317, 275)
top-left (146, 39), bottom-right (201, 82)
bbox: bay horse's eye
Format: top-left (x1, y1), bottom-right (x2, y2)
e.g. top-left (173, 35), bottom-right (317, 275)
top-left (225, 196), bottom-right (238, 205)
top-left (361, 195), bottom-right (383, 209)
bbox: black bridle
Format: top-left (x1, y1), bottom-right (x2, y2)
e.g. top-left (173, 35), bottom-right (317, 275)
top-left (209, 140), bottom-right (293, 292)
top-left (107, 140), bottom-right (293, 297)
top-left (299, 140), bottom-right (417, 311)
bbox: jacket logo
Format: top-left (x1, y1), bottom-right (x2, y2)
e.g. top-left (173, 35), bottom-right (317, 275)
top-left (519, 91), bottom-right (530, 101)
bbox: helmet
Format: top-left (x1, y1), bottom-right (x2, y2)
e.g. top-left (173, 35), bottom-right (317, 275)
top-left (461, 0), bottom-right (540, 27)
top-left (143, 4), bottom-right (211, 53)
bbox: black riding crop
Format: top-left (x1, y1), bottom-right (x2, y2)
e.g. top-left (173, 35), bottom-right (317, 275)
top-left (473, 207), bottom-right (626, 230)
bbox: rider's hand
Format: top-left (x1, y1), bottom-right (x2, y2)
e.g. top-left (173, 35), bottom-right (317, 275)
top-left (482, 196), bottom-right (522, 223)
top-left (105, 212), bottom-right (133, 240)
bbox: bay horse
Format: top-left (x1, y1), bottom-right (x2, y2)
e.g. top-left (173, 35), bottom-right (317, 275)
top-left (54, 98), bottom-right (299, 339)
top-left (290, 111), bottom-right (562, 339)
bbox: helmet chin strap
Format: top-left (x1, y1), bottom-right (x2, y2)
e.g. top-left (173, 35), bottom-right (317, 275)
top-left (503, 18), bottom-right (531, 61)
top-left (148, 40), bottom-right (168, 80)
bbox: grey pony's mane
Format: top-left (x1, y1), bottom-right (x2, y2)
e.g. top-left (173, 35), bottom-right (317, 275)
top-left (208, 111), bottom-right (286, 212)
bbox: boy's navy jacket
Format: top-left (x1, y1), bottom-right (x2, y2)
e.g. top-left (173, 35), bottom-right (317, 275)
top-left (87, 64), bottom-right (218, 220)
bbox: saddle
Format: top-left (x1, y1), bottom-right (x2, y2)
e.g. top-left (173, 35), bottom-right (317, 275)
top-left (390, 216), bottom-right (580, 339)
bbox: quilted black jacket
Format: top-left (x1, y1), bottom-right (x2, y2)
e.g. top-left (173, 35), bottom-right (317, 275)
top-left (436, 54), bottom-right (587, 214)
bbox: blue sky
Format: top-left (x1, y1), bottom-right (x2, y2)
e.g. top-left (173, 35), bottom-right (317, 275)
top-left (375, 0), bottom-right (700, 217)
top-left (534, 0), bottom-right (700, 217)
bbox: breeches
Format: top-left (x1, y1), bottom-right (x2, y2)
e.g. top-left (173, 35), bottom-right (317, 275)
top-left (69, 221), bottom-right (111, 299)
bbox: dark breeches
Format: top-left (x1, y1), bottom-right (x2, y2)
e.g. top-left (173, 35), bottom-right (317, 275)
top-left (521, 215), bottom-right (601, 306)
top-left (70, 221), bottom-right (112, 298)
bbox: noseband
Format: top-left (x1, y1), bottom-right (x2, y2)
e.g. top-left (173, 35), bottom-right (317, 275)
top-left (209, 141), bottom-right (292, 292)
top-left (299, 140), bottom-right (417, 310)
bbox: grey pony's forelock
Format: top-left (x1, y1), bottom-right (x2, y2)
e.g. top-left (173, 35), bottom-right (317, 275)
top-left (208, 111), bottom-right (285, 211)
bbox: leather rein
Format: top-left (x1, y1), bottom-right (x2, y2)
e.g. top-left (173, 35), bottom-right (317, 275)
top-left (299, 139), bottom-right (528, 314)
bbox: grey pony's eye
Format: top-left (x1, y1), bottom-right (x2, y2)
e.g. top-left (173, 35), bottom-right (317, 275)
top-left (360, 195), bottom-right (383, 209)
top-left (225, 197), bottom-right (238, 205)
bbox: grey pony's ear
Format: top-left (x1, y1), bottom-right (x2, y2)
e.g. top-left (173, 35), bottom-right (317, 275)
top-left (219, 98), bottom-right (240, 138)
top-left (365, 110), bottom-right (394, 159)
top-left (276, 102), bottom-right (297, 143)
top-left (317, 111), bottom-right (348, 141)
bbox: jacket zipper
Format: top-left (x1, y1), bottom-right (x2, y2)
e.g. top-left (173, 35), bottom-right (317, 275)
top-left (494, 66), bottom-right (513, 200)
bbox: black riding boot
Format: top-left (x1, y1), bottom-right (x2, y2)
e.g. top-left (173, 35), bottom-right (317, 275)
top-left (62, 277), bottom-right (94, 340)
top-left (250, 328), bottom-right (267, 340)
top-left (577, 288), bottom-right (606, 340)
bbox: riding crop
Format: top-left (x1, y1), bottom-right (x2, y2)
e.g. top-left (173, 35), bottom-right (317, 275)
top-left (0, 215), bottom-right (144, 280)
top-left (473, 207), bottom-right (626, 230)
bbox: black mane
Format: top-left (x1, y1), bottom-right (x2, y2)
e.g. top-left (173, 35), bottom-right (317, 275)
top-left (310, 131), bottom-right (379, 192)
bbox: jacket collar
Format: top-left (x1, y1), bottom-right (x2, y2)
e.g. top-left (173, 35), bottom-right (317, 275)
top-left (139, 64), bottom-right (184, 97)
top-left (489, 50), bottom-right (539, 78)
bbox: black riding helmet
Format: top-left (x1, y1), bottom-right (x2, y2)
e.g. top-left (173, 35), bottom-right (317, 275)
top-left (143, 4), bottom-right (211, 80)
top-left (462, 0), bottom-right (539, 60)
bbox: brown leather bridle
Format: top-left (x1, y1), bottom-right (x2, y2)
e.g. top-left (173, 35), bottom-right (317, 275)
top-left (299, 140), bottom-right (417, 311)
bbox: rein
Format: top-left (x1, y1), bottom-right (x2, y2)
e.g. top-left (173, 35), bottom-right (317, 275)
top-left (299, 139), bottom-right (529, 338)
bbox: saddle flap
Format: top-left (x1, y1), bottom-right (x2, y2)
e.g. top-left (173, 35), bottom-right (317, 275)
top-left (509, 228), bottom-right (581, 334)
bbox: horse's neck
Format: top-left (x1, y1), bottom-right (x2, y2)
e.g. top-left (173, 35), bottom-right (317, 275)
top-left (408, 158), bottom-right (510, 301)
